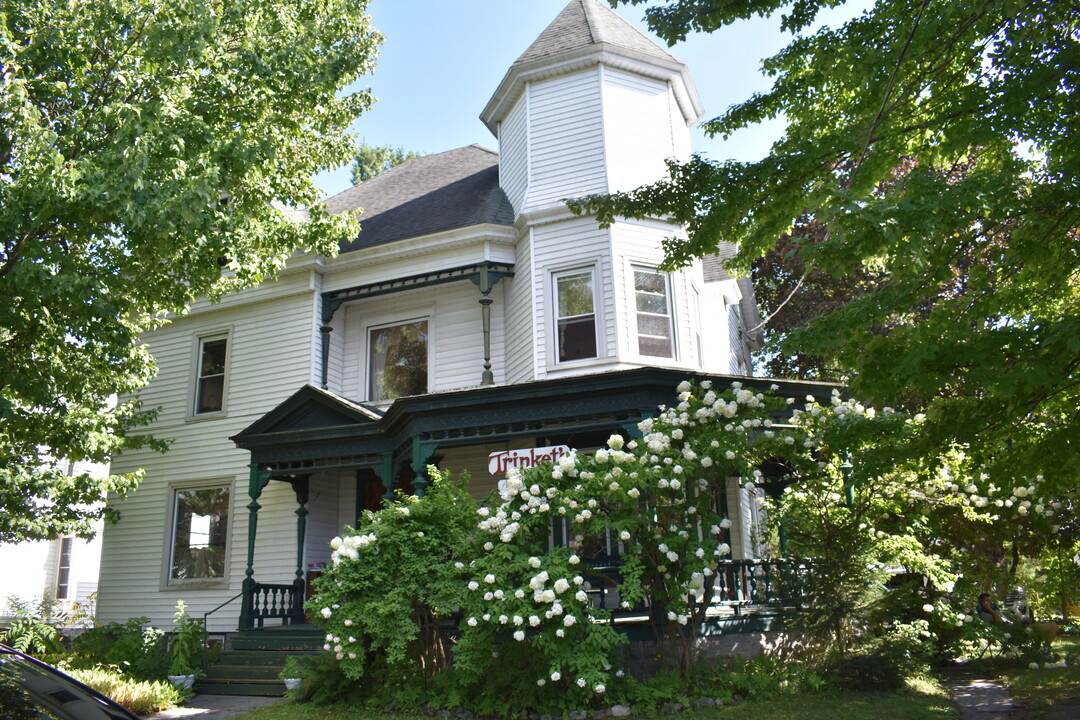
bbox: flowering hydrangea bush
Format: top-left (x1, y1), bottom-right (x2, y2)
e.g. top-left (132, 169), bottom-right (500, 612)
top-left (455, 379), bottom-right (801, 700)
top-left (305, 380), bottom-right (1070, 710)
top-left (306, 469), bottom-right (476, 695)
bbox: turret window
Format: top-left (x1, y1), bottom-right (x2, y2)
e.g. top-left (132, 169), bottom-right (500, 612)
top-left (555, 269), bottom-right (597, 362)
top-left (634, 268), bottom-right (673, 358)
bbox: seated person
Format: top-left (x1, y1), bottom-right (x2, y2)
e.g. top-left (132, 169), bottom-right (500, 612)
top-left (977, 592), bottom-right (1059, 645)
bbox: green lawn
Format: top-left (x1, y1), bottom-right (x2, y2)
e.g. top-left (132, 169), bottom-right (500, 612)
top-left (1001, 636), bottom-right (1080, 719)
top-left (226, 680), bottom-right (955, 720)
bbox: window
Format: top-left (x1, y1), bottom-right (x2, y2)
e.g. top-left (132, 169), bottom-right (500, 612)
top-left (170, 487), bottom-right (229, 581)
top-left (634, 267), bottom-right (673, 357)
top-left (555, 269), bottom-right (597, 362)
top-left (369, 319), bottom-right (428, 401)
top-left (194, 335), bottom-right (228, 414)
top-left (55, 537), bottom-right (73, 600)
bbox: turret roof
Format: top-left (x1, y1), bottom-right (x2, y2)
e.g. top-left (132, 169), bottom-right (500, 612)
top-left (514, 0), bottom-right (678, 67)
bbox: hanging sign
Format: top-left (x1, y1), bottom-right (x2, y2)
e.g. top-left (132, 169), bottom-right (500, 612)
top-left (488, 445), bottom-right (571, 476)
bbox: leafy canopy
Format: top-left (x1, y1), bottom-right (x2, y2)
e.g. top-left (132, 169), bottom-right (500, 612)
top-left (0, 0), bottom-right (380, 541)
top-left (575, 0), bottom-right (1080, 496)
top-left (349, 141), bottom-right (423, 185)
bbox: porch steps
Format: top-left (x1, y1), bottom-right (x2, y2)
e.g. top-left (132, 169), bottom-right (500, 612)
top-left (198, 627), bottom-right (323, 697)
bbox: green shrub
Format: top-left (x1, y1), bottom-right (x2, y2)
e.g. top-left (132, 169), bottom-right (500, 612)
top-left (825, 646), bottom-right (908, 692)
top-left (278, 652), bottom-right (366, 706)
top-left (66, 665), bottom-right (183, 714)
top-left (70, 617), bottom-right (169, 680)
top-left (0, 593), bottom-right (66, 656)
top-left (167, 601), bottom-right (204, 677)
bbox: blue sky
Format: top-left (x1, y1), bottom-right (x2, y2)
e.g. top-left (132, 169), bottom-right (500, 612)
top-left (316, 0), bottom-right (865, 198)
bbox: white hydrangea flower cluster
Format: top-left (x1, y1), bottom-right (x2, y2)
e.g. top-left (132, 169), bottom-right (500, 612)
top-left (329, 532), bottom-right (377, 564)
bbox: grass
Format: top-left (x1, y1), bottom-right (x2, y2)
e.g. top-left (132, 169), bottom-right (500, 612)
top-left (1000, 636), bottom-right (1080, 718)
top-left (224, 678), bottom-right (956, 720)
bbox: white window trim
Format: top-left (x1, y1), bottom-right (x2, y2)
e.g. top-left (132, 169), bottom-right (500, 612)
top-left (363, 311), bottom-right (434, 405)
top-left (162, 479), bottom-right (233, 590)
top-left (188, 329), bottom-right (233, 420)
top-left (549, 265), bottom-right (602, 368)
top-left (630, 265), bottom-right (676, 361)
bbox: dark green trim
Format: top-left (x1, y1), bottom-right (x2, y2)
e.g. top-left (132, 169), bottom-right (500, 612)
top-left (318, 262), bottom-right (515, 389)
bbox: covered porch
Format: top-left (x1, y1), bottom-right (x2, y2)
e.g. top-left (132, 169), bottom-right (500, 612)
top-left (228, 368), bottom-right (833, 631)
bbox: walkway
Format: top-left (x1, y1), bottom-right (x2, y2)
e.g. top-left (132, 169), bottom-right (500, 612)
top-left (940, 669), bottom-right (1021, 720)
top-left (144, 694), bottom-right (286, 720)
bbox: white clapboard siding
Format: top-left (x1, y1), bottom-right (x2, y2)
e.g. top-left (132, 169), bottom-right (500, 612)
top-left (100, 288), bottom-right (319, 630)
top-left (531, 217), bottom-right (614, 374)
top-left (609, 220), bottom-right (673, 363)
top-left (500, 88), bottom-right (530, 213)
top-left (339, 281), bottom-right (492, 402)
top-left (503, 232), bottom-right (536, 384)
top-left (527, 69), bottom-right (607, 210)
top-left (601, 67), bottom-right (675, 194)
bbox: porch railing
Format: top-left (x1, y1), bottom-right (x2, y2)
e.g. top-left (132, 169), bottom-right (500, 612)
top-left (585, 558), bottom-right (804, 618)
top-left (240, 579), bottom-right (305, 629)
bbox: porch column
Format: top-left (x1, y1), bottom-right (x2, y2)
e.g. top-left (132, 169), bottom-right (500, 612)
top-left (469, 262), bottom-right (513, 386)
top-left (411, 438), bottom-right (439, 497)
top-left (240, 464), bottom-right (271, 630)
top-left (289, 476), bottom-right (310, 624)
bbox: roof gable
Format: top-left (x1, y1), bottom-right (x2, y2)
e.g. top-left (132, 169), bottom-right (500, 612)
top-left (232, 385), bottom-right (382, 443)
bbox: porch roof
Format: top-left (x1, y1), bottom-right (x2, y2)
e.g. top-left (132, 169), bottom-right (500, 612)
top-left (231, 368), bottom-right (840, 473)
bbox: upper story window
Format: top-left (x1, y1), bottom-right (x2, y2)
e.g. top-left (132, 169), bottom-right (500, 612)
top-left (634, 267), bottom-right (673, 358)
top-left (170, 486), bottom-right (229, 582)
top-left (555, 269), bottom-right (597, 362)
top-left (194, 335), bottom-right (228, 414)
top-left (369, 319), bottom-right (428, 401)
top-left (55, 537), bottom-right (73, 600)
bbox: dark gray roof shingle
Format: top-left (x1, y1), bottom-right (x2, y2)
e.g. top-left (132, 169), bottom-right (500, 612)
top-left (326, 145), bottom-right (515, 253)
top-left (515, 0), bottom-right (678, 67)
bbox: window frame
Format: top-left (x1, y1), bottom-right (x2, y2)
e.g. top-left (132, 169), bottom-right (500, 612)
top-left (190, 330), bottom-right (232, 419)
top-left (551, 266), bottom-right (600, 365)
top-left (365, 316), bottom-right (432, 403)
top-left (55, 537), bottom-right (73, 600)
top-left (631, 265), bottom-right (675, 359)
top-left (165, 482), bottom-right (232, 588)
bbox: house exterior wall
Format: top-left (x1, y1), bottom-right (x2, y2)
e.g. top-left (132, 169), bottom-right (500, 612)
top-left (525, 69), bottom-right (607, 211)
top-left (530, 215), bottom-right (616, 378)
top-left (100, 285), bottom-right (318, 630)
top-left (601, 67), bottom-right (681, 194)
top-left (503, 229), bottom-right (536, 384)
top-left (499, 87), bottom-right (530, 213)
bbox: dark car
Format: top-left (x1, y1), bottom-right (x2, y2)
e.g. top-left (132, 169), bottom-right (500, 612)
top-left (0, 644), bottom-right (139, 720)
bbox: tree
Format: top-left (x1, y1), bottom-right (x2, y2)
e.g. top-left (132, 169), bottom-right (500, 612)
top-left (349, 141), bottom-right (423, 184)
top-left (0, 0), bottom-right (381, 542)
top-left (575, 0), bottom-right (1079, 498)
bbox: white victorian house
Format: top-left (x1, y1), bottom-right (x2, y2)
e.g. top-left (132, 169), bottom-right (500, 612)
top-left (97, 0), bottom-right (830, 654)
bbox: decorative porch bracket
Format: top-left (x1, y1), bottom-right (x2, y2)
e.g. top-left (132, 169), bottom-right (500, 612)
top-left (240, 464), bottom-right (271, 630)
top-left (317, 261), bottom-right (514, 389)
top-left (371, 453), bottom-right (396, 503)
top-left (467, 262), bottom-right (514, 385)
top-left (411, 438), bottom-right (439, 497)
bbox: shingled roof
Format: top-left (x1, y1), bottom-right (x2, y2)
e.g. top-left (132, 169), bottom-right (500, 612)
top-left (514, 0), bottom-right (678, 67)
top-left (325, 145), bottom-right (515, 253)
